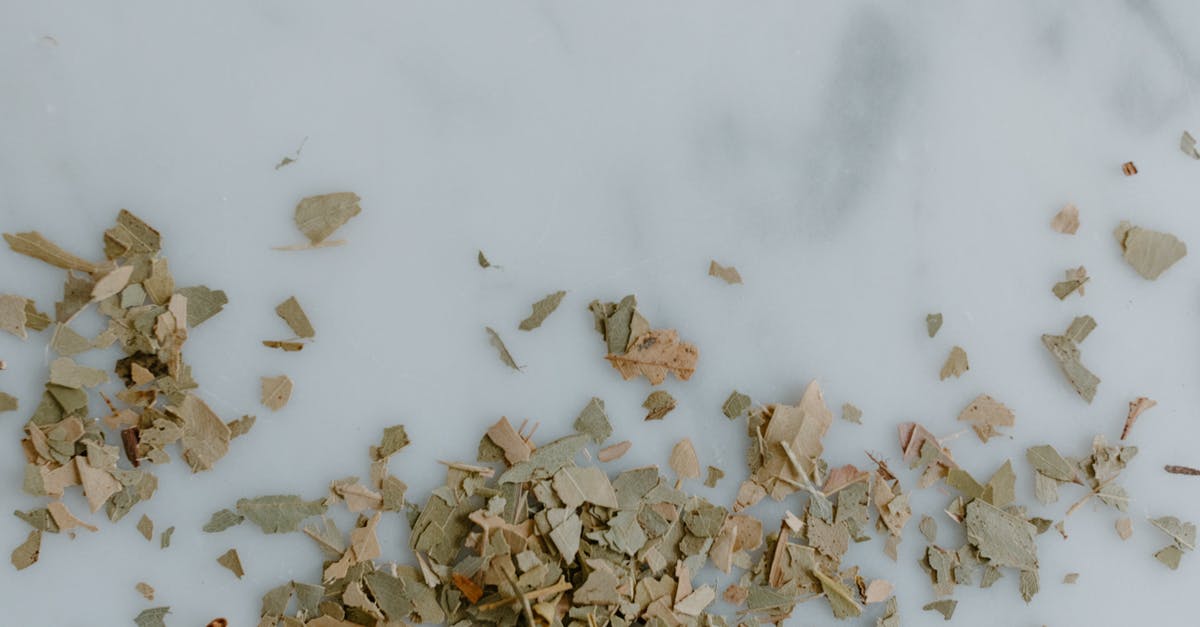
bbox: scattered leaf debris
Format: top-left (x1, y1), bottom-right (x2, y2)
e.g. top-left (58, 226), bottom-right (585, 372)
top-left (939, 345), bottom-right (969, 380)
top-left (1063, 572), bottom-right (1079, 584)
top-left (1042, 315), bottom-right (1100, 402)
top-left (642, 390), bottom-right (677, 421)
top-left (1182, 131), bottom-right (1200, 159)
top-left (518, 290), bottom-right (566, 331)
top-left (485, 326), bottom-right (521, 371)
top-left (160, 526), bottom-right (174, 549)
top-left (136, 582), bottom-right (155, 601)
top-left (10, 530), bottom-right (40, 570)
top-left (1051, 203), bottom-right (1080, 234)
top-left (923, 599), bottom-right (957, 620)
top-left (1114, 220), bottom-right (1187, 280)
top-left (137, 514), bottom-right (154, 541)
top-left (841, 402), bottom-right (862, 424)
top-left (708, 260), bottom-right (743, 284)
top-left (274, 136), bottom-right (307, 170)
top-left (957, 394), bottom-right (1014, 443)
top-left (1116, 517), bottom-right (1133, 540)
top-left (1151, 516), bottom-right (1195, 570)
top-left (1121, 396), bottom-right (1156, 440)
top-left (477, 250), bottom-right (493, 268)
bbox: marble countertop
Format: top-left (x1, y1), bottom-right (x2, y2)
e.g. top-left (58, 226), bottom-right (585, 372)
top-left (4, 2), bottom-right (1200, 625)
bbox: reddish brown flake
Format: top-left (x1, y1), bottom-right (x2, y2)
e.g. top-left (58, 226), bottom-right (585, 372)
top-left (1165, 465), bottom-right (1200, 476)
top-left (1122, 161), bottom-right (1138, 176)
top-left (453, 573), bottom-right (484, 603)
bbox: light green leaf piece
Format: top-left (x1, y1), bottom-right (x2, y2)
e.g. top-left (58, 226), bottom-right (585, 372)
top-left (923, 599), bottom-right (957, 621)
top-left (1026, 445), bottom-right (1076, 482)
top-left (49, 323), bottom-right (91, 356)
top-left (812, 568), bottom-right (863, 619)
top-left (1042, 327), bottom-right (1100, 403)
top-left (518, 290), bottom-right (566, 331)
top-left (985, 459), bottom-right (1017, 508)
top-left (294, 192), bottom-right (361, 245)
top-left (1156, 545), bottom-right (1185, 569)
top-left (372, 424), bottom-right (410, 460)
top-left (642, 390), bottom-right (676, 421)
top-left (23, 299), bottom-right (50, 331)
top-left (274, 296), bottom-right (314, 338)
top-left (3, 231), bottom-right (98, 273)
top-left (1114, 220), bottom-right (1187, 280)
top-left (573, 397), bottom-right (611, 443)
top-left (260, 581), bottom-right (292, 616)
top-left (175, 286), bottom-right (227, 328)
top-left (841, 402), bottom-right (862, 424)
top-left (48, 357), bottom-right (107, 389)
top-left (0, 392), bottom-right (17, 413)
top-left (236, 495), bottom-right (327, 534)
top-left (553, 466), bottom-right (618, 509)
top-left (485, 326), bottom-right (521, 371)
top-left (499, 434), bottom-right (589, 484)
top-left (10, 529), bottom-right (40, 570)
top-left (137, 514), bottom-right (153, 541)
top-left (965, 499), bottom-right (1038, 572)
top-left (946, 468), bottom-right (984, 499)
top-left (203, 508), bottom-right (244, 533)
top-left (104, 209), bottom-right (161, 257)
top-left (601, 295), bottom-right (640, 354)
top-left (1150, 516), bottom-right (1196, 551)
top-left (926, 312), bottom-right (943, 338)
top-left (159, 526), bottom-right (174, 549)
top-left (477, 250), bottom-right (491, 268)
top-left (722, 390), bottom-right (751, 420)
top-left (133, 606), bottom-right (170, 627)
top-left (704, 465), bottom-right (724, 488)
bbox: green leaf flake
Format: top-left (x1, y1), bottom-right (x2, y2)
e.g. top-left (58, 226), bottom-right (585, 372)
top-left (175, 285), bottom-right (228, 328)
top-left (1150, 516), bottom-right (1196, 551)
top-left (372, 424), bottom-right (411, 460)
top-left (642, 390), bottom-right (676, 421)
top-left (518, 290), bottom-right (566, 331)
top-left (1026, 445), bottom-right (1076, 482)
top-left (236, 495), bottom-right (327, 534)
top-left (137, 514), bottom-right (154, 541)
top-left (159, 526), bottom-right (174, 549)
top-left (812, 568), bottom-right (862, 619)
top-left (0, 392), bottom-right (16, 413)
top-left (133, 606), bottom-right (170, 627)
top-left (1156, 545), bottom-right (1185, 569)
top-left (485, 326), bottom-right (521, 371)
top-left (964, 499), bottom-right (1038, 572)
top-left (722, 390), bottom-right (751, 419)
top-left (841, 402), bottom-right (862, 424)
top-left (3, 231), bottom-right (98, 273)
top-left (573, 397), bottom-right (611, 443)
top-left (49, 323), bottom-right (91, 356)
top-left (499, 433), bottom-right (589, 484)
top-left (926, 312), bottom-right (943, 337)
top-left (49, 357), bottom-right (107, 389)
top-left (923, 599), bottom-right (957, 621)
top-left (104, 209), bottom-right (161, 257)
top-left (216, 548), bottom-right (244, 578)
top-left (476, 250), bottom-right (491, 268)
top-left (274, 296), bottom-right (314, 338)
top-left (293, 192), bottom-right (362, 246)
top-left (203, 508), bottom-right (245, 533)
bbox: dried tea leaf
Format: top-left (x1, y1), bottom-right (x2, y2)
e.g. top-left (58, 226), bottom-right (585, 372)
top-left (136, 582), bottom-right (155, 601)
top-left (670, 438), bottom-right (700, 481)
top-left (939, 346), bottom-right (969, 380)
top-left (957, 394), bottom-right (1014, 443)
top-left (841, 402), bottom-right (862, 424)
top-left (104, 209), bottom-right (161, 257)
top-left (92, 265), bottom-right (134, 302)
top-left (0, 294), bottom-right (28, 339)
top-left (1121, 396), bottom-right (1157, 440)
top-left (573, 397), bottom-right (611, 444)
top-left (274, 296), bottom-right (315, 338)
top-left (178, 394), bottom-right (231, 472)
top-left (203, 509), bottom-right (245, 533)
top-left (49, 357), bottom-right (107, 388)
top-left (1166, 464), bottom-right (1200, 476)
top-left (642, 390), bottom-right (677, 421)
top-left (260, 375), bottom-right (293, 411)
top-left (1114, 221), bottom-right (1187, 280)
top-left (261, 340), bottom-right (304, 352)
top-left (3, 231), bottom-right (98, 272)
top-left (134, 607), bottom-right (170, 627)
top-left (10, 530), bottom-right (40, 570)
top-left (1052, 266), bottom-right (1089, 300)
top-left (1122, 161), bottom-right (1138, 175)
top-left (236, 495), bottom-right (326, 534)
top-left (1042, 316), bottom-right (1100, 402)
top-left (1150, 516), bottom-right (1196, 551)
top-left (1116, 517), bottom-right (1133, 540)
top-left (1051, 204), bottom-right (1080, 234)
top-left (606, 329), bottom-right (699, 385)
top-left (705, 466), bottom-right (725, 488)
top-left (812, 568), bottom-right (862, 619)
top-left (926, 312), bottom-right (943, 338)
top-left (597, 440), bottom-right (631, 462)
top-left (923, 599), bottom-right (957, 621)
top-left (1026, 445), bottom-right (1076, 482)
top-left (1063, 572), bottom-right (1079, 584)
top-left (477, 250), bottom-right (491, 268)
top-left (293, 192), bottom-right (361, 245)
top-left (518, 290), bottom-right (566, 331)
top-left (722, 390), bottom-right (751, 419)
top-left (0, 392), bottom-right (16, 413)
top-left (1182, 131), bottom-right (1200, 159)
top-left (708, 260), bottom-right (743, 284)
top-left (49, 323), bottom-right (91, 356)
top-left (160, 526), bottom-right (174, 548)
top-left (137, 514), bottom-right (154, 541)
top-left (965, 499), bottom-right (1038, 571)
top-left (373, 424), bottom-right (410, 460)
top-left (485, 326), bottom-right (521, 371)
top-left (919, 515), bottom-right (938, 543)
top-left (217, 548), bottom-right (244, 579)
top-left (1156, 545), bottom-right (1184, 569)
top-left (175, 286), bottom-right (227, 328)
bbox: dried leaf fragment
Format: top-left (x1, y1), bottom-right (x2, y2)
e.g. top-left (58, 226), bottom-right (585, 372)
top-left (136, 582), bottom-right (155, 600)
top-left (705, 465), bottom-right (724, 488)
top-left (274, 296), bottom-right (315, 338)
top-left (293, 192), bottom-right (361, 246)
top-left (477, 250), bottom-right (492, 268)
top-left (485, 327), bottom-right (521, 371)
top-left (0, 392), bottom-right (17, 413)
top-left (236, 495), bottom-right (327, 534)
top-left (722, 390), bottom-right (751, 419)
top-left (3, 231), bottom-right (98, 272)
top-left (708, 260), bottom-right (743, 284)
top-left (372, 424), bottom-right (410, 460)
top-left (670, 438), bottom-right (700, 481)
top-left (91, 265), bottom-right (134, 302)
top-left (642, 390), bottom-right (677, 421)
top-left (160, 526), bottom-right (174, 548)
top-left (134, 606), bottom-right (170, 627)
top-left (939, 346), bottom-right (969, 380)
top-left (1063, 572), bottom-right (1079, 584)
top-left (926, 312), bottom-right (943, 338)
top-left (1042, 315), bottom-right (1100, 402)
top-left (175, 285), bottom-right (227, 328)
top-left (217, 548), bottom-right (244, 578)
top-left (864, 579), bottom-right (893, 604)
top-left (260, 375), bottom-right (293, 411)
top-left (137, 514), bottom-right (154, 541)
top-left (0, 294), bottom-right (29, 339)
top-left (597, 440), bottom-right (630, 462)
top-left (841, 402), bottom-right (862, 424)
top-left (1121, 396), bottom-right (1157, 440)
top-left (1122, 161), bottom-right (1138, 176)
top-left (923, 599), bottom-right (957, 621)
top-left (573, 397), bottom-right (611, 443)
top-left (1052, 266), bottom-right (1089, 300)
top-left (10, 530), bottom-right (40, 570)
top-left (1182, 131), bottom-right (1200, 159)
top-left (1116, 517), bottom-right (1133, 540)
top-left (1051, 204), bottom-right (1080, 234)
top-left (957, 394), bottom-right (1014, 443)
top-left (605, 329), bottom-right (698, 385)
top-left (1114, 220), bottom-right (1187, 280)
top-left (203, 508), bottom-right (245, 533)
top-left (518, 290), bottom-right (566, 331)
top-left (1166, 464), bottom-right (1200, 476)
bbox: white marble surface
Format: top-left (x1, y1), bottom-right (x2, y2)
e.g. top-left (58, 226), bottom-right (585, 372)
top-left (4, 1), bottom-right (1200, 625)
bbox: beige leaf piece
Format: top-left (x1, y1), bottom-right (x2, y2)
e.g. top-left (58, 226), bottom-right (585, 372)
top-left (864, 579), bottom-right (893, 604)
top-left (670, 438), bottom-right (700, 481)
top-left (939, 346), bottom-right (969, 380)
top-left (485, 327), bottom-right (521, 371)
top-left (1183, 131), bottom-right (1200, 159)
top-left (10, 530), bottom-right (40, 570)
top-left (47, 501), bottom-right (98, 532)
top-left (137, 514), bottom-right (154, 541)
top-left (1121, 396), bottom-right (1157, 440)
top-left (957, 394), bottom-right (1014, 443)
top-left (76, 456), bottom-right (122, 512)
top-left (485, 417), bottom-right (532, 465)
top-left (1051, 204), bottom-right (1080, 234)
top-left (518, 290), bottom-right (566, 331)
top-left (217, 548), bottom-right (244, 579)
top-left (1115, 221), bottom-right (1187, 280)
top-left (642, 390), bottom-right (677, 421)
top-left (1116, 517), bottom-right (1133, 540)
top-left (49, 357), bottom-right (107, 388)
top-left (178, 394), bottom-right (231, 472)
top-left (708, 260), bottom-right (743, 284)
top-left (135, 582), bottom-right (155, 601)
top-left (91, 265), bottom-right (134, 302)
top-left (1052, 266), bottom-right (1089, 300)
top-left (0, 392), bottom-right (16, 413)
top-left (605, 329), bottom-right (699, 385)
top-left (274, 296), bottom-right (315, 338)
top-left (3, 231), bottom-right (98, 272)
top-left (597, 440), bottom-right (631, 462)
top-left (293, 192), bottom-right (361, 246)
top-left (260, 375), bottom-right (293, 411)
top-left (0, 294), bottom-right (28, 339)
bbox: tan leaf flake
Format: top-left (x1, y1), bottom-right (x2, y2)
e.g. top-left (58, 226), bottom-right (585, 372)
top-left (216, 548), bottom-right (244, 579)
top-left (10, 530), bottom-right (40, 570)
top-left (0, 294), bottom-right (28, 339)
top-left (1121, 396), bottom-right (1157, 440)
top-left (136, 582), bottom-right (155, 601)
top-left (605, 328), bottom-right (698, 385)
top-left (3, 231), bottom-right (98, 272)
top-left (939, 346), bottom-right (969, 380)
top-left (708, 260), bottom-right (743, 284)
top-left (485, 326), bottom-right (521, 371)
top-left (957, 394), bottom-right (1015, 443)
top-left (260, 375), bottom-right (294, 411)
top-left (864, 579), bottom-right (893, 603)
top-left (76, 456), bottom-right (122, 513)
top-left (293, 192), bottom-right (362, 246)
top-left (518, 290), bottom-right (566, 331)
top-left (274, 296), bottom-right (315, 338)
top-left (1051, 204), bottom-right (1080, 234)
top-left (47, 501), bottom-right (97, 532)
top-left (485, 417), bottom-right (532, 465)
top-left (1115, 220), bottom-right (1187, 280)
top-left (669, 438), bottom-right (700, 481)
top-left (642, 389), bottom-right (677, 421)
top-left (91, 265), bottom-right (134, 302)
top-left (178, 394), bottom-right (231, 472)
top-left (597, 440), bottom-right (631, 463)
top-left (1116, 517), bottom-right (1133, 540)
